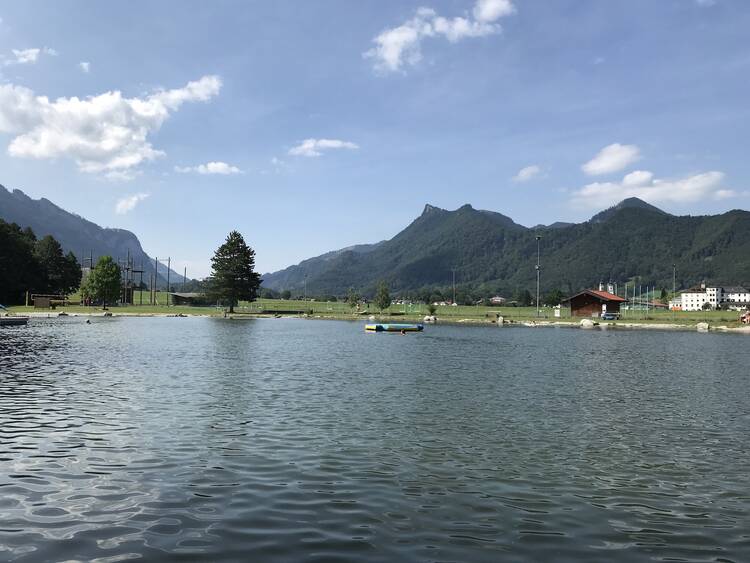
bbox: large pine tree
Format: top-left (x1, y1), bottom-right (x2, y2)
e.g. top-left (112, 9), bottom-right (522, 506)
top-left (209, 231), bottom-right (261, 313)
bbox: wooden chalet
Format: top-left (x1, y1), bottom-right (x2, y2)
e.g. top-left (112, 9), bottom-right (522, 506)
top-left (563, 289), bottom-right (627, 318)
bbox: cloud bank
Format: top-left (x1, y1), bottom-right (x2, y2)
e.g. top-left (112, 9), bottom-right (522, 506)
top-left (364, 0), bottom-right (515, 73)
top-left (571, 170), bottom-right (730, 209)
top-left (0, 75), bottom-right (221, 178)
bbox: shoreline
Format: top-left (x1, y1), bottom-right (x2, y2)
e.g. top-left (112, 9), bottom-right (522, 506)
top-left (12, 310), bottom-right (750, 334)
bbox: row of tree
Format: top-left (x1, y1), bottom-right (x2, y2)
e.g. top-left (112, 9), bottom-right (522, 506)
top-left (0, 224), bottom-right (261, 311)
top-left (268, 285), bottom-right (569, 307)
top-left (0, 219), bottom-right (82, 305)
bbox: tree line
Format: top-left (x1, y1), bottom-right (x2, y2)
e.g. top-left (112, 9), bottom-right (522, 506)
top-left (0, 219), bottom-right (82, 305)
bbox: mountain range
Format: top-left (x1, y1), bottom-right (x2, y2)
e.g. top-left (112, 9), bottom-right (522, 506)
top-left (3, 183), bottom-right (749, 299)
top-left (262, 198), bottom-right (750, 297)
top-left (0, 185), bottom-right (180, 286)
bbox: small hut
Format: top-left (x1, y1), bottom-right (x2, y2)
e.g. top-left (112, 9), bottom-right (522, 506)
top-left (563, 289), bottom-right (627, 318)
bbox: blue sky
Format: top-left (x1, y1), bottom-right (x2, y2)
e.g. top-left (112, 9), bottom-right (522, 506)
top-left (0, 0), bottom-right (748, 277)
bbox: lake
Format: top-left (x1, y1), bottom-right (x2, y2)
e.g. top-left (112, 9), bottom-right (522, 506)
top-left (1, 317), bottom-right (748, 562)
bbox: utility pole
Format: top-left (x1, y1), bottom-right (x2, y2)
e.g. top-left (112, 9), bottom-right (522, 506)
top-left (304, 274), bottom-right (307, 302)
top-left (451, 266), bottom-right (457, 305)
top-left (166, 257), bottom-right (171, 307)
top-left (154, 257), bottom-right (159, 305)
top-left (183, 267), bottom-right (187, 292)
top-left (535, 235), bottom-right (542, 318)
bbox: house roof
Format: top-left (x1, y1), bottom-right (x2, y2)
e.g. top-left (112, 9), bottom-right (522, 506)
top-left (563, 289), bottom-right (627, 303)
top-left (168, 292), bottom-right (204, 298)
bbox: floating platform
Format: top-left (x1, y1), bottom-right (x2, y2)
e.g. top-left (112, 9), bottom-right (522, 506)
top-left (365, 323), bottom-right (424, 333)
top-left (0, 317), bottom-right (29, 327)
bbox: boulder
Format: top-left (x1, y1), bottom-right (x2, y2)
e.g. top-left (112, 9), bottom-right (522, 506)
top-left (580, 318), bottom-right (596, 329)
top-left (696, 322), bottom-right (709, 333)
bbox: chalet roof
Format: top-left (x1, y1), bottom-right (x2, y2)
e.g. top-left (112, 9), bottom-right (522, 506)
top-left (563, 289), bottom-right (627, 303)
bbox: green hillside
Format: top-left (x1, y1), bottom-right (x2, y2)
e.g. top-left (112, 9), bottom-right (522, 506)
top-left (0, 185), bottom-right (181, 286)
top-left (262, 200), bottom-right (750, 298)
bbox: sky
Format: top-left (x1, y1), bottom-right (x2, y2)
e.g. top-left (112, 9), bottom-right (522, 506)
top-left (0, 0), bottom-right (748, 277)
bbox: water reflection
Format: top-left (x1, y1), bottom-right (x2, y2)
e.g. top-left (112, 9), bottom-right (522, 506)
top-left (0, 318), bottom-right (748, 562)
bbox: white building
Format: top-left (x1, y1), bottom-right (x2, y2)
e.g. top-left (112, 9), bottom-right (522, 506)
top-left (723, 287), bottom-right (750, 308)
top-left (680, 284), bottom-right (750, 311)
top-left (681, 290), bottom-right (708, 311)
top-left (706, 287), bottom-right (722, 308)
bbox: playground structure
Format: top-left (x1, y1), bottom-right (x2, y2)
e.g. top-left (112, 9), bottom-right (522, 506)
top-left (76, 250), bottom-right (185, 307)
top-left (118, 251), bottom-right (145, 305)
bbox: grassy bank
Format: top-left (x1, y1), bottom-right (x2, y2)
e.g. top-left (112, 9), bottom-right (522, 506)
top-left (7, 298), bottom-right (746, 327)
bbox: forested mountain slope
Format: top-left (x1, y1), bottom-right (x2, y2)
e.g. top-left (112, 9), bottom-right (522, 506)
top-left (262, 199), bottom-right (750, 297)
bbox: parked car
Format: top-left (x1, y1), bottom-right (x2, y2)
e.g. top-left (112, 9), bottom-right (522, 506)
top-left (600, 312), bottom-right (619, 320)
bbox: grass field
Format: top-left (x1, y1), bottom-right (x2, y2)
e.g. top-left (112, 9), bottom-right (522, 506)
top-left (7, 295), bottom-right (746, 327)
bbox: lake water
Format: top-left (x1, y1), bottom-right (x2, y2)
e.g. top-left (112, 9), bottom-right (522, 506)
top-left (1, 317), bottom-right (749, 562)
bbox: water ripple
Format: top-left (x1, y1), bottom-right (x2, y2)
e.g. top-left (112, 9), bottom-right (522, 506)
top-left (1, 318), bottom-right (749, 561)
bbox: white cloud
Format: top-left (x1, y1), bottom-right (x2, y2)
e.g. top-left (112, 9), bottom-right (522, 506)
top-left (0, 75), bottom-right (221, 178)
top-left (582, 143), bottom-right (641, 176)
top-left (473, 0), bottom-right (516, 22)
top-left (79, 61), bottom-right (90, 73)
top-left (288, 138), bottom-right (359, 157)
top-left (571, 170), bottom-right (728, 209)
top-left (5, 46), bottom-right (56, 65)
top-left (512, 164), bottom-right (541, 182)
top-left (364, 0), bottom-right (515, 73)
top-left (621, 170), bottom-right (653, 187)
top-left (10, 48), bottom-right (40, 64)
top-left (115, 192), bottom-right (149, 214)
top-left (174, 161), bottom-right (242, 175)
